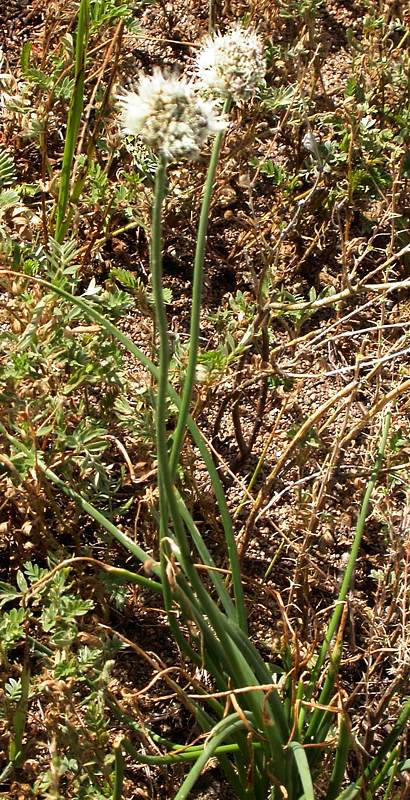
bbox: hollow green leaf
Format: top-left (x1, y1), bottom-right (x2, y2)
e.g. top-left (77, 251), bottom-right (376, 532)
top-left (288, 742), bottom-right (315, 800)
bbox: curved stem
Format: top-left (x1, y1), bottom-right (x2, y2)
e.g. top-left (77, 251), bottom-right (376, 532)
top-left (174, 716), bottom-right (247, 800)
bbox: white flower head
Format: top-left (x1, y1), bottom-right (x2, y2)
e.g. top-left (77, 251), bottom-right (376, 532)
top-left (118, 68), bottom-right (225, 163)
top-left (195, 24), bottom-right (266, 103)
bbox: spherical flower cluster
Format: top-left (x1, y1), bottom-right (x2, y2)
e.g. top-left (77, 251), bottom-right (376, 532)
top-left (195, 24), bottom-right (266, 103)
top-left (118, 69), bottom-right (225, 163)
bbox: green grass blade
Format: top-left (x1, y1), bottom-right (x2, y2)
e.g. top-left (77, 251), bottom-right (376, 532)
top-left (306, 412), bottom-right (391, 703)
top-left (304, 638), bottom-right (343, 755)
top-left (39, 462), bottom-right (159, 581)
top-left (168, 568), bottom-right (288, 782)
top-left (122, 714), bottom-right (249, 766)
top-left (368, 748), bottom-right (400, 796)
top-left (364, 697), bottom-right (410, 786)
top-left (381, 755), bottom-right (400, 800)
top-left (0, 420), bottom-right (162, 592)
top-left (199, 441), bottom-right (247, 632)
top-left (123, 733), bottom-right (246, 799)
top-left (55, 0), bottom-right (90, 241)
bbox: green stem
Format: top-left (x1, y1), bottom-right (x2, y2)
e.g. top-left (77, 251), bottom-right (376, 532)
top-left (169, 97), bottom-right (231, 478)
top-left (122, 715), bottom-right (251, 766)
top-left (363, 698), bottom-right (410, 790)
top-left (381, 755), bottom-right (399, 800)
top-left (148, 165), bottom-right (215, 668)
top-left (151, 160), bottom-right (169, 463)
top-left (147, 163), bottom-right (240, 667)
top-left (174, 716), bottom-right (246, 800)
top-left (112, 745), bottom-right (124, 800)
top-left (167, 98), bottom-right (248, 633)
top-left (55, 0), bottom-right (89, 241)
top-left (149, 161), bottom-right (186, 649)
top-left (325, 717), bottom-right (350, 800)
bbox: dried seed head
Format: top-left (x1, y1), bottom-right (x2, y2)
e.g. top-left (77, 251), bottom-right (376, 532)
top-left (195, 24), bottom-right (266, 103)
top-left (118, 68), bottom-right (225, 163)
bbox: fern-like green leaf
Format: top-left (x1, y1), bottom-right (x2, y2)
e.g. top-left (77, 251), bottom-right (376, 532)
top-left (47, 236), bottom-right (79, 276)
top-left (0, 151), bottom-right (16, 188)
top-left (110, 266), bottom-right (138, 291)
top-left (0, 189), bottom-right (19, 210)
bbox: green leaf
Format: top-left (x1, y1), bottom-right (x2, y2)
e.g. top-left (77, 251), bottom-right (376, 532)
top-left (0, 189), bottom-right (19, 209)
top-left (262, 85), bottom-right (297, 111)
top-left (0, 607), bottom-right (26, 646)
top-left (47, 235), bottom-right (79, 277)
top-left (24, 562), bottom-right (49, 584)
top-left (20, 41), bottom-right (32, 72)
top-left (288, 742), bottom-right (315, 800)
top-left (110, 267), bottom-right (138, 291)
top-left (0, 152), bottom-right (16, 188)
top-left (147, 286), bottom-right (173, 305)
top-left (0, 581), bottom-right (22, 608)
top-left (333, 786), bottom-right (359, 800)
top-left (16, 570), bottom-right (28, 593)
top-left (60, 595), bottom-right (94, 620)
top-left (5, 677), bottom-right (22, 702)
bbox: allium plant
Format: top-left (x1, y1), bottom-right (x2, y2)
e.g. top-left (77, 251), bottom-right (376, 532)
top-left (6, 5), bottom-right (408, 797)
top-left (100, 40), bottom-right (410, 800)
top-left (117, 66), bottom-right (241, 661)
top-left (117, 67), bottom-right (231, 486)
top-left (195, 23), bottom-right (266, 103)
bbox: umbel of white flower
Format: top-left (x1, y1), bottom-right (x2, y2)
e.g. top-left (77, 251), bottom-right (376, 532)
top-left (119, 69), bottom-right (225, 163)
top-left (196, 24), bottom-right (266, 103)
